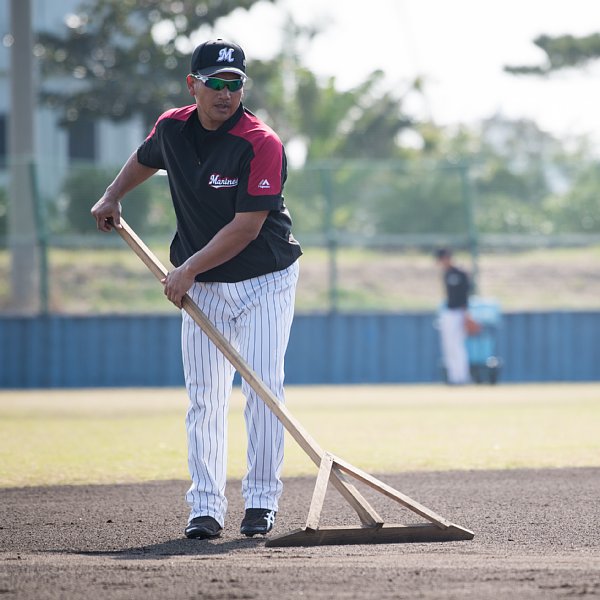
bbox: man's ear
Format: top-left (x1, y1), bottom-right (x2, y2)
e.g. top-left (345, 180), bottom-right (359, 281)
top-left (186, 75), bottom-right (196, 97)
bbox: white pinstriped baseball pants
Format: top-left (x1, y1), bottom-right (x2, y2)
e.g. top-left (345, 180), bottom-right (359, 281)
top-left (182, 261), bottom-right (299, 526)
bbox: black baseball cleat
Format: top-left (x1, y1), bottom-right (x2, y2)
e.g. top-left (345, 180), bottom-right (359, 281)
top-left (185, 516), bottom-right (222, 539)
top-left (240, 508), bottom-right (277, 537)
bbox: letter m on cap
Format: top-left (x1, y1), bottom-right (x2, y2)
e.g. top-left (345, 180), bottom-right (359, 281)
top-left (217, 48), bottom-right (235, 63)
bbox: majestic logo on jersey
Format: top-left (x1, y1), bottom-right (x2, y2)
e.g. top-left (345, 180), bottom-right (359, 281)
top-left (258, 179), bottom-right (271, 190)
top-left (208, 173), bottom-right (239, 188)
top-left (217, 48), bottom-right (235, 63)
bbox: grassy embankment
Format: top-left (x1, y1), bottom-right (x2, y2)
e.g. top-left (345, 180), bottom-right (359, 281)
top-left (1, 244), bottom-right (599, 312)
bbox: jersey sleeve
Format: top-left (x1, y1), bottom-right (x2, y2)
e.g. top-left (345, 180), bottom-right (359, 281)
top-left (235, 134), bottom-right (286, 213)
top-left (136, 115), bottom-right (167, 170)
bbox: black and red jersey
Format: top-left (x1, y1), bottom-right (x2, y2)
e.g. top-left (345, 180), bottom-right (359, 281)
top-left (137, 103), bottom-right (302, 282)
top-left (444, 266), bottom-right (470, 309)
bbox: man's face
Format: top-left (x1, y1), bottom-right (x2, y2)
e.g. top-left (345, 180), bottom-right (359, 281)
top-left (187, 72), bottom-right (244, 130)
top-left (437, 255), bottom-right (452, 270)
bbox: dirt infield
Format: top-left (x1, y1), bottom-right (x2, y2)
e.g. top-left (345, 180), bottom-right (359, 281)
top-left (1, 468), bottom-right (599, 599)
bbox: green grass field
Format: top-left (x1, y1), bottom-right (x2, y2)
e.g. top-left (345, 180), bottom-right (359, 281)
top-left (1, 383), bottom-right (599, 488)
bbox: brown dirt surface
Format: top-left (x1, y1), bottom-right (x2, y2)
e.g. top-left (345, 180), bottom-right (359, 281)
top-left (1, 467), bottom-right (599, 599)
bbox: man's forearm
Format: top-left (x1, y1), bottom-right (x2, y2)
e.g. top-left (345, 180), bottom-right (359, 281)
top-left (92, 152), bottom-right (158, 231)
top-left (105, 152), bottom-right (158, 201)
top-left (182, 211), bottom-right (269, 276)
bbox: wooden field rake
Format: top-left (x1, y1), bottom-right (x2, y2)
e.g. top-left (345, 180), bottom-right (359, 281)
top-left (114, 218), bottom-right (474, 547)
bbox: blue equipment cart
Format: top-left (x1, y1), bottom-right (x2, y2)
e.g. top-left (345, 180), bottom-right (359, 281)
top-left (465, 297), bottom-right (502, 384)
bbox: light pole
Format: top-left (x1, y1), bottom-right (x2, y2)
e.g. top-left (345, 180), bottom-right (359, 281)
top-left (8, 0), bottom-right (39, 313)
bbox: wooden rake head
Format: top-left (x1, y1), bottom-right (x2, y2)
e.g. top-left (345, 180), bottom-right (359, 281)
top-left (266, 452), bottom-right (474, 547)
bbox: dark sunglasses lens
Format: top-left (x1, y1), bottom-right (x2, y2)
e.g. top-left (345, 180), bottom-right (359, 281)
top-left (227, 80), bottom-right (243, 91)
top-left (204, 78), bottom-right (243, 91)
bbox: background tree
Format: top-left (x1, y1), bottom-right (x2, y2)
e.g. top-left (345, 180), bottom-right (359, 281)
top-left (38, 2), bottom-right (427, 238)
top-left (502, 30), bottom-right (600, 234)
top-left (242, 17), bottom-right (421, 161)
top-left (38, 1), bottom-right (600, 239)
top-left (544, 163), bottom-right (600, 233)
top-left (434, 116), bottom-right (588, 235)
top-left (37, 0), bottom-right (273, 131)
top-left (61, 165), bottom-right (152, 233)
top-left (38, 3), bottom-right (422, 160)
top-left (504, 32), bottom-right (600, 75)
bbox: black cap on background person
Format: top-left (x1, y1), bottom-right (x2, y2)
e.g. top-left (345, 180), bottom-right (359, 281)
top-left (435, 247), bottom-right (452, 261)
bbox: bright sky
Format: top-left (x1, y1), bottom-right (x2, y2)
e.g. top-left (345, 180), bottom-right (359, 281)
top-left (207, 0), bottom-right (600, 148)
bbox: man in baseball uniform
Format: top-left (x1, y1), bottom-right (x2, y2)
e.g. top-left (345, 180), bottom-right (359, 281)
top-left (435, 248), bottom-right (471, 385)
top-left (92, 39), bottom-right (302, 540)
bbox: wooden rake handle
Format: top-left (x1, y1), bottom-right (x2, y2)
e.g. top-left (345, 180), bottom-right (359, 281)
top-left (114, 218), bottom-right (383, 526)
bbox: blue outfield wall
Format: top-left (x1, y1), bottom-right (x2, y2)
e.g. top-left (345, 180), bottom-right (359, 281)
top-left (1, 311), bottom-right (599, 388)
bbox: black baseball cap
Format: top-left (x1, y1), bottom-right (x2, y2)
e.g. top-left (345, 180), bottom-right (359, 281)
top-left (190, 39), bottom-right (246, 78)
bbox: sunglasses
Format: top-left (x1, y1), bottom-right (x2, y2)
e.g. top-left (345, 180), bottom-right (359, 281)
top-left (191, 74), bottom-right (245, 92)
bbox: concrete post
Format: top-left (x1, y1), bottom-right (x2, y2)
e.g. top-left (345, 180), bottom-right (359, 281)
top-left (8, 0), bottom-right (39, 313)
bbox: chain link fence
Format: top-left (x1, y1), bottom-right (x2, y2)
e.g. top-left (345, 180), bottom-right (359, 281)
top-left (1, 158), bottom-right (599, 314)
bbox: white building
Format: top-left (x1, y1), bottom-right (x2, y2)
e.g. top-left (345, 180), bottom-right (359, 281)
top-left (0, 0), bottom-right (144, 197)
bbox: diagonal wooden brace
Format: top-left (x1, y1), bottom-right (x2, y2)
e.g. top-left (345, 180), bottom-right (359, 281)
top-left (330, 455), bottom-right (451, 529)
top-left (305, 453), bottom-right (334, 531)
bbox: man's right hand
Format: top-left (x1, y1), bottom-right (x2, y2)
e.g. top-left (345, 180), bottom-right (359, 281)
top-left (91, 196), bottom-right (122, 232)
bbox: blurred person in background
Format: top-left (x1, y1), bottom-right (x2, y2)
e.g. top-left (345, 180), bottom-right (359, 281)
top-left (435, 247), bottom-right (472, 385)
